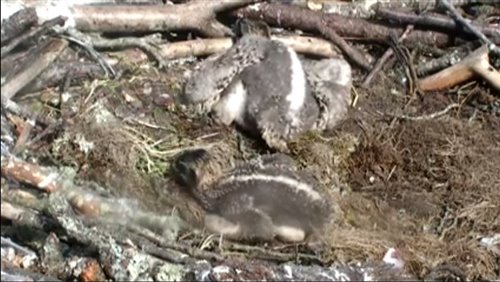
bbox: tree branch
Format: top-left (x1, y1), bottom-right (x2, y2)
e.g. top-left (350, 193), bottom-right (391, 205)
top-left (70, 0), bottom-right (262, 37)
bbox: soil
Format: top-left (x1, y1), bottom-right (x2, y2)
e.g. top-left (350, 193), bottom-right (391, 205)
top-left (7, 47), bottom-right (500, 280)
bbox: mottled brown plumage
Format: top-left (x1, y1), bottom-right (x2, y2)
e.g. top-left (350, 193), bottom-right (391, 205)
top-left (171, 148), bottom-right (333, 243)
top-left (181, 21), bottom-right (352, 152)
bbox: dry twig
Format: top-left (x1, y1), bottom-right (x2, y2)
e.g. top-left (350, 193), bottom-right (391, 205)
top-left (224, 242), bottom-right (322, 264)
top-left (362, 25), bottom-right (414, 88)
top-left (389, 103), bottom-right (459, 121)
top-left (61, 28), bottom-right (116, 78)
top-left (129, 225), bottom-right (225, 262)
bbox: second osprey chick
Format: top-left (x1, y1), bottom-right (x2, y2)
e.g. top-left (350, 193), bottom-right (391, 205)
top-left (171, 148), bottom-right (334, 243)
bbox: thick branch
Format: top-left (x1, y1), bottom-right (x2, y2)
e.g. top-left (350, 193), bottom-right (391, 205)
top-left (1, 201), bottom-right (54, 230)
top-left (375, 7), bottom-right (500, 44)
top-left (235, 2), bottom-right (457, 49)
top-left (160, 35), bottom-right (340, 59)
top-left (70, 0), bottom-right (261, 37)
top-left (1, 154), bottom-right (60, 193)
top-left (419, 45), bottom-right (500, 92)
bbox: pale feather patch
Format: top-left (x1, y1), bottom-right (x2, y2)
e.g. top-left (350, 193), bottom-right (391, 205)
top-left (212, 79), bottom-right (247, 125)
top-left (319, 273), bottom-right (335, 281)
top-left (333, 60), bottom-right (353, 87)
top-left (332, 269), bottom-right (351, 281)
top-left (383, 248), bottom-right (405, 270)
top-left (248, 3), bottom-right (263, 11)
top-left (221, 174), bottom-right (322, 201)
top-left (285, 47), bottom-right (307, 112)
top-left (274, 225), bottom-right (305, 242)
top-left (204, 214), bottom-right (240, 236)
top-left (363, 272), bottom-right (374, 281)
top-left (283, 265), bottom-right (293, 279)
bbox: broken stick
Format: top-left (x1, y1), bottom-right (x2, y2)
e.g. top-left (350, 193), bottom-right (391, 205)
top-left (1, 154), bottom-right (60, 193)
top-left (419, 45), bottom-right (500, 92)
top-left (160, 35), bottom-right (340, 60)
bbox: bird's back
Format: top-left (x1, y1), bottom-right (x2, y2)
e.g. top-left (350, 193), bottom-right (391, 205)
top-left (208, 164), bottom-right (332, 235)
top-left (240, 40), bottom-right (319, 140)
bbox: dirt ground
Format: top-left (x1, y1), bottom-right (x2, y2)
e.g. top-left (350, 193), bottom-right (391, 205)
top-left (14, 46), bottom-right (500, 280)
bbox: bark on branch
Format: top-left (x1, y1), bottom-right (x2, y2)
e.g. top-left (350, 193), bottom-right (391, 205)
top-left (1, 154), bottom-right (60, 193)
top-left (159, 35), bottom-right (340, 60)
top-left (235, 2), bottom-right (459, 50)
top-left (70, 0), bottom-right (262, 37)
top-left (374, 7), bottom-right (500, 44)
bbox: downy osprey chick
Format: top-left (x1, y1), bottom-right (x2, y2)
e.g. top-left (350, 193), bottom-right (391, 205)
top-left (183, 34), bottom-right (318, 152)
top-left (182, 36), bottom-right (352, 151)
top-left (171, 148), bottom-right (333, 243)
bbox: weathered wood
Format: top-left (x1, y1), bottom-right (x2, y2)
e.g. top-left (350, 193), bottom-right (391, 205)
top-left (0, 7), bottom-right (37, 45)
top-left (1, 38), bottom-right (68, 103)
